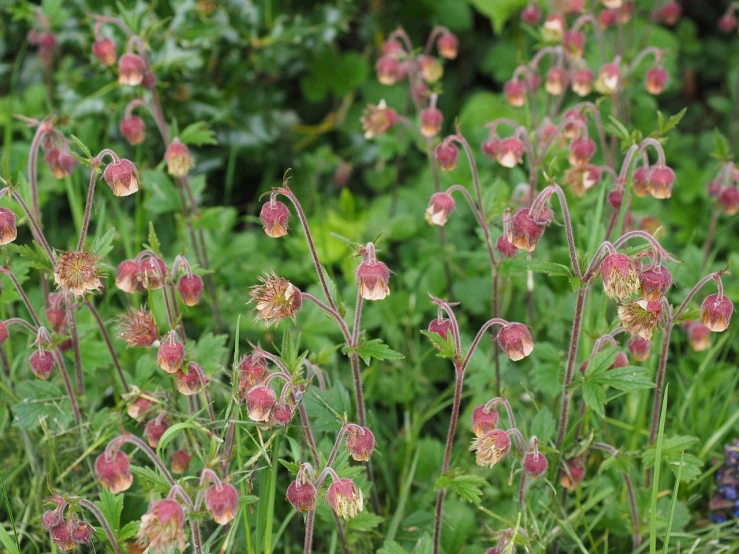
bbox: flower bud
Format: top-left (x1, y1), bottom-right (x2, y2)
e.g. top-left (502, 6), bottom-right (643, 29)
top-left (95, 450), bottom-right (133, 493)
top-left (599, 9), bottom-right (618, 28)
top-left (69, 517), bottom-right (94, 545)
top-left (618, 299), bottom-right (662, 339)
top-left (127, 394), bottom-right (155, 421)
top-left (482, 136), bottom-right (500, 160)
top-left (246, 384), bottom-right (276, 422)
top-left (496, 137), bottom-right (525, 168)
top-left (49, 520), bottom-right (75, 551)
top-left (600, 253), bottom-right (639, 301)
top-left (287, 480), bottom-right (317, 512)
top-left (375, 55), bottom-right (401, 85)
top-left (608, 190), bottom-right (623, 210)
top-left (685, 321), bottom-right (711, 352)
top-left (521, 4), bottom-right (542, 25)
top-left (30, 349), bottom-right (55, 380)
top-left (572, 68), bottom-right (594, 96)
top-left (508, 208), bottom-right (549, 251)
top-left (357, 260), bottom-right (391, 301)
top-left (420, 107), bottom-right (443, 137)
top-left (425, 192), bottom-right (456, 226)
top-left (648, 165), bottom-right (675, 199)
top-left (144, 415), bottom-right (169, 448)
top-left (103, 158), bottom-right (139, 197)
top-left (206, 482), bottom-right (239, 525)
top-left (568, 137), bottom-right (596, 166)
top-left (45, 149), bottom-right (77, 179)
top-left (116, 307), bottom-right (158, 348)
top-left (115, 259), bottom-right (142, 293)
top-left (346, 425), bottom-right (376, 462)
top-left (632, 167), bottom-right (651, 197)
top-left (436, 31), bottom-right (458, 59)
top-left (639, 266), bottom-right (672, 301)
top-left (701, 294), bottom-right (733, 332)
top-left (171, 450), bottom-right (192, 474)
top-left (136, 499), bottom-right (186, 553)
top-left (164, 138), bottom-right (194, 177)
top-left (543, 13), bottom-right (566, 41)
top-left (92, 38), bottom-right (117, 65)
top-left (496, 235), bottom-right (518, 258)
top-left (435, 142), bottom-right (459, 171)
top-left (472, 429), bottom-right (511, 468)
top-left (327, 479), bottom-right (364, 519)
top-left (628, 335), bottom-right (651, 361)
top-left (595, 61), bottom-right (621, 95)
top-left (497, 322), bottom-right (534, 361)
top-left (562, 109), bottom-right (586, 138)
top-left (178, 274), bottom-right (204, 306)
top-left (719, 12), bottom-right (737, 33)
top-left (428, 318), bottom-right (453, 343)
top-left (45, 299), bottom-right (66, 332)
top-left (383, 39), bottom-right (404, 57)
top-left (260, 200), bottom-right (291, 238)
top-left (120, 115), bottom-right (146, 145)
top-left (361, 100), bottom-right (398, 139)
top-left (418, 55), bottom-right (443, 83)
top-left (42, 508), bottom-right (64, 531)
top-left (138, 257), bottom-right (167, 290)
top-left (238, 354), bottom-right (268, 394)
top-left (471, 406), bottom-right (498, 437)
top-left (563, 30), bottom-right (586, 57)
top-left (718, 186), bottom-right (739, 215)
top-left (157, 340), bottom-right (186, 374)
top-left (176, 362), bottom-right (205, 396)
top-left (545, 67), bottom-right (568, 96)
top-left (560, 457), bottom-right (586, 490)
top-left (523, 451), bottom-right (548, 477)
top-left (645, 67), bottom-right (668, 95)
top-left (273, 401), bottom-right (293, 425)
top-left (611, 351), bottom-right (629, 368)
top-left (118, 53), bottom-right (145, 86)
top-left (504, 79), bottom-right (527, 107)
top-left (0, 208), bottom-right (18, 245)
top-left (654, 1), bottom-right (681, 26)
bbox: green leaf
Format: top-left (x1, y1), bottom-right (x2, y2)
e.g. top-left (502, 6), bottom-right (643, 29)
top-left (0, 524), bottom-right (21, 554)
top-left (70, 135), bottom-right (92, 158)
top-left (712, 130), bottom-right (732, 162)
top-left (468, 0), bottom-right (527, 34)
top-left (145, 222), bottom-right (161, 255)
top-left (606, 116), bottom-right (632, 144)
top-left (643, 435), bottom-right (703, 483)
top-left (530, 408), bottom-right (556, 445)
top-left (658, 107), bottom-right (687, 135)
top-left (344, 338), bottom-right (405, 366)
top-left (581, 382), bottom-right (606, 417)
top-left (117, 521), bottom-right (139, 542)
top-left (330, 232), bottom-right (362, 252)
top-left (95, 489), bottom-right (123, 532)
top-left (598, 452), bottom-right (633, 475)
top-left (584, 348), bottom-right (618, 377)
top-left (420, 330), bottom-right (457, 359)
top-left (378, 542), bottom-right (409, 554)
top-left (526, 261), bottom-right (573, 277)
top-left (178, 121), bottom-right (218, 146)
top-left (91, 227), bottom-right (116, 258)
top-left (346, 510), bottom-right (384, 532)
top-left (7, 243), bottom-right (53, 272)
top-left (190, 332), bottom-right (229, 373)
top-left (434, 471), bottom-right (488, 505)
top-left (594, 366), bottom-right (655, 392)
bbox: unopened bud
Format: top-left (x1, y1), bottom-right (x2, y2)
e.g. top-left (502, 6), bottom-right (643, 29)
top-left (95, 450), bottom-right (133, 493)
top-left (120, 115), bottom-right (146, 145)
top-left (628, 335), bottom-right (651, 361)
top-left (639, 266), bottom-right (672, 300)
top-left (345, 425), bottom-right (376, 462)
top-left (206, 482), bottom-right (239, 525)
top-left (435, 142), bottom-right (459, 171)
top-left (238, 354), bottom-right (268, 394)
top-left (718, 186), bottom-right (739, 215)
top-left (521, 4), bottom-right (542, 25)
top-left (45, 149), bottom-right (77, 179)
top-left (103, 158), bottom-right (139, 197)
top-left (545, 67), bottom-right (568, 96)
top-left (260, 200), bottom-right (291, 238)
top-left (30, 349), bottom-right (55, 380)
top-left (246, 384), bottom-right (276, 422)
top-left (496, 235), bottom-right (519, 258)
top-left (648, 165), bottom-right (675, 199)
top-left (144, 415), bottom-right (169, 448)
top-left (420, 107), bottom-right (443, 137)
top-left (471, 405), bottom-right (498, 437)
top-left (523, 451), bottom-right (548, 477)
top-left (0, 208), bottom-right (18, 245)
top-left (115, 259), bottom-right (141, 293)
top-left (178, 274), bottom-right (204, 306)
top-left (92, 38), bottom-right (117, 66)
top-left (164, 138), bottom-right (194, 177)
top-left (701, 293), bottom-right (733, 332)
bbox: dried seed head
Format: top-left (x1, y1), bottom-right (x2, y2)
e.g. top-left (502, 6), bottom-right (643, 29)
top-left (436, 31), bottom-right (458, 59)
top-left (103, 158), bottom-right (139, 197)
top-left (572, 68), bottom-right (594, 96)
top-left (0, 208), bottom-right (18, 245)
top-left (639, 266), bottom-right (672, 301)
top-left (628, 335), bottom-right (651, 361)
top-left (178, 274), bottom-right (204, 306)
top-left (420, 107), bottom-right (443, 138)
top-left (568, 137), bottom-right (596, 166)
top-left (260, 200), bottom-right (291, 238)
top-left (523, 451), bottom-right (549, 477)
top-left (95, 450), bottom-right (133, 493)
top-left (504, 79), bottom-right (527, 107)
top-left (345, 425), bottom-right (376, 462)
top-left (120, 115), bottom-right (146, 145)
top-left (496, 235), bottom-right (519, 258)
top-left (435, 142), bottom-right (459, 171)
top-left (245, 384), bottom-right (276, 422)
top-left (327, 479), bottom-right (364, 520)
top-left (618, 299), bottom-right (662, 339)
top-left (206, 482), bottom-right (239, 525)
top-left (249, 273), bottom-right (302, 326)
top-left (521, 4), bottom-right (542, 25)
top-left (600, 253), bottom-right (639, 301)
top-left (238, 354), bottom-right (268, 394)
top-left (136, 499), bottom-right (186, 554)
top-left (701, 293), bottom-right (733, 332)
top-left (508, 208), bottom-right (549, 252)
top-left (545, 67), bottom-right (568, 96)
top-left (286, 480), bottom-right (317, 512)
top-left (361, 100), bottom-right (398, 139)
top-left (118, 53), bottom-right (145, 86)
top-left (684, 321), bottom-right (711, 352)
top-left (116, 307), bottom-right (158, 348)
top-left (171, 449), bottom-right (192, 474)
top-left (648, 165), bottom-right (675, 199)
top-left (144, 415), bottom-right (169, 448)
top-left (375, 55), bottom-right (401, 85)
top-left (157, 339), bottom-right (186, 374)
top-left (116, 259), bottom-right (142, 293)
top-left (357, 260), bottom-right (391, 301)
top-left (175, 362), bottom-right (205, 396)
top-left (92, 38), bottom-right (117, 65)
top-left (471, 406), bottom-right (499, 437)
top-left (497, 322), bottom-right (534, 361)
top-left (425, 192), bottom-right (456, 226)
top-left (496, 137), bottom-right (525, 168)
top-left (53, 251), bottom-right (102, 296)
top-left (560, 457), bottom-right (586, 490)
top-left (718, 186), bottom-right (739, 215)
top-left (471, 429), bottom-right (511, 468)
top-left (164, 138), bottom-right (194, 177)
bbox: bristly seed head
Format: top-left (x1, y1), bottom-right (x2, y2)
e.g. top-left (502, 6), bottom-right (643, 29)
top-left (116, 307), bottom-right (158, 348)
top-left (249, 273), bottom-right (302, 327)
top-left (53, 251), bottom-right (103, 296)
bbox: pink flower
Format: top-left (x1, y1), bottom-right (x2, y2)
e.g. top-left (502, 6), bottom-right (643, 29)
top-left (639, 266), bottom-right (672, 300)
top-left (157, 338), bottom-right (186, 374)
top-left (420, 107), bottom-right (443, 137)
top-left (618, 299), bottom-right (662, 339)
top-left (0, 208), bottom-right (17, 245)
top-left (164, 138), bottom-right (194, 177)
top-left (521, 4), bottom-right (542, 25)
top-left (175, 363), bottom-right (206, 396)
top-left (497, 323), bottom-right (534, 361)
top-left (718, 186), bottom-right (739, 215)
top-left (120, 115), bottom-right (146, 145)
top-left (345, 425), bottom-right (376, 462)
top-left (471, 429), bottom-right (511, 468)
top-left (471, 406), bottom-right (498, 437)
top-left (178, 274), bottom-right (204, 306)
top-left (144, 414), bottom-right (169, 448)
top-left (357, 260), bottom-right (391, 301)
top-left (375, 55), bottom-right (401, 85)
top-left (568, 137), bottom-right (596, 166)
top-left (287, 480), bottom-right (317, 512)
top-left (546, 67), bottom-right (568, 96)
top-left (600, 253), bottom-right (639, 301)
top-left (496, 235), bottom-right (518, 258)
top-left (628, 335), bottom-right (651, 362)
top-left (504, 79), bottom-right (527, 107)
top-left (436, 31), bottom-right (458, 59)
top-left (361, 100), bottom-right (398, 139)
top-left (425, 192), bottom-right (456, 226)
top-left (560, 457), bottom-right (586, 490)
top-left (523, 451), bottom-right (548, 477)
top-left (684, 321), bottom-right (711, 352)
top-left (571, 68), bottom-right (594, 96)
top-left (563, 30), bottom-right (586, 57)
top-left (496, 137), bottom-right (525, 168)
top-left (246, 384), bottom-right (276, 422)
top-left (508, 208), bottom-right (549, 252)
top-left (648, 165), bottom-right (676, 199)
top-left (595, 61), bottom-right (621, 95)
top-left (136, 499), bottom-right (186, 554)
top-left (327, 479), bottom-right (364, 519)
top-left (427, 318), bottom-right (453, 343)
top-left (92, 38), bottom-right (117, 66)
top-left (543, 13), bottom-right (566, 41)
top-left (103, 158), bottom-right (139, 197)
top-left (238, 354), bottom-right (268, 394)
top-left (171, 450), bottom-right (192, 474)
top-left (435, 142), bottom-right (459, 171)
top-left (645, 67), bottom-right (669, 95)
top-left (95, 450), bottom-right (133, 493)
top-left (205, 482), bottom-right (239, 525)
top-left (118, 53), bottom-right (145, 86)
top-left (260, 200), bottom-right (291, 238)
top-left (701, 293), bottom-right (733, 332)
top-left (45, 148), bottom-right (77, 179)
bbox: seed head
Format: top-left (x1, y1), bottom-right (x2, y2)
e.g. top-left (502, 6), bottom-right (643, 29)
top-left (471, 429), bottom-right (511, 468)
top-left (249, 273), bottom-right (302, 326)
top-left (286, 480), bottom-right (317, 512)
top-left (53, 251), bottom-right (102, 296)
top-left (178, 274), bottom-right (204, 306)
top-left (206, 482), bottom-right (239, 525)
top-left (136, 499), bottom-right (186, 554)
top-left (357, 260), bottom-right (391, 301)
top-left (618, 299), bottom-right (662, 339)
top-left (497, 322), bottom-right (534, 361)
top-left (118, 53), bottom-right (145, 86)
top-left (471, 406), bottom-right (498, 437)
top-left (144, 415), bottom-right (169, 448)
top-left (120, 115), bottom-right (146, 145)
top-left (436, 31), bottom-right (458, 59)
top-left (246, 384), bottom-right (276, 422)
top-left (327, 479), bottom-right (364, 519)
top-left (425, 192), bottom-right (456, 226)
top-left (361, 100), bottom-right (398, 139)
top-left (345, 425), bottom-right (376, 462)
top-left (92, 38), bottom-right (117, 65)
top-left (103, 158), bottom-right (139, 197)
top-left (95, 450), bottom-right (133, 494)
top-left (260, 200), bottom-right (291, 238)
top-left (116, 307), bottom-right (157, 348)
top-left (701, 293), bottom-right (733, 332)
top-left (0, 208), bottom-right (18, 245)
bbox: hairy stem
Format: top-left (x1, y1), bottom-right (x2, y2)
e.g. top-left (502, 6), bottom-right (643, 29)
top-left (77, 170), bottom-right (97, 251)
top-left (556, 287), bottom-right (587, 448)
top-left (78, 498), bottom-right (122, 554)
top-left (65, 294), bottom-right (85, 396)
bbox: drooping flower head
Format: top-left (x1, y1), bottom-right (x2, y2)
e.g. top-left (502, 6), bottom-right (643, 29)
top-left (287, 479), bottom-right (317, 512)
top-left (178, 274), bottom-right (204, 306)
top-left (171, 450), bottom-right (192, 474)
top-left (684, 321), bottom-right (711, 352)
top-left (238, 353), bottom-right (269, 394)
top-left (205, 481), bottom-right (239, 525)
top-left (418, 54), bottom-right (443, 83)
top-left (53, 251), bottom-right (102, 296)
top-left (471, 405), bottom-right (498, 437)
top-left (120, 115), bottom-right (146, 145)
top-left (639, 265), bottom-right (672, 300)
top-left (471, 429), bottom-right (511, 468)
top-left (618, 299), bottom-right (662, 339)
top-left (508, 208), bottom-right (550, 252)
top-left (425, 192), bottom-right (456, 226)
top-left (356, 246), bottom-right (391, 301)
top-left (118, 53), bottom-right (145, 86)
top-left (521, 4), bottom-right (542, 25)
top-left (361, 100), bottom-right (398, 139)
top-left (496, 137), bottom-right (525, 168)
top-left (572, 68), bottom-right (594, 96)
top-left (127, 393), bottom-right (155, 421)
top-left (545, 67), bottom-right (568, 96)
top-left (273, 401), bottom-right (293, 425)
top-left (628, 335), bottom-right (651, 362)
top-left (0, 208), bottom-right (18, 245)
top-left (245, 384), bottom-right (276, 422)
top-left (175, 362), bottom-right (206, 396)
top-left (436, 31), bottom-right (458, 59)
top-left (523, 451), bottom-right (548, 477)
top-left (116, 307), bottom-right (158, 348)
top-left (496, 235), bottom-right (518, 258)
top-left (701, 293), bottom-right (733, 332)
top-left (718, 186), bottom-right (739, 215)
top-left (563, 30), bottom-right (586, 57)
top-left (136, 499), bottom-right (186, 554)
top-left (504, 79), bottom-right (527, 107)
top-left (157, 334), bottom-right (186, 374)
top-left (327, 479), bottom-right (364, 520)
top-left (164, 138), bottom-right (194, 177)
top-left (645, 67), bottom-right (669, 95)
top-left (45, 149), bottom-right (77, 179)
top-left (115, 259), bottom-right (141, 293)
top-left (560, 456), bottom-right (586, 490)
top-left (144, 414), bottom-right (170, 448)
top-left (497, 322), bottom-right (534, 361)
top-left (647, 165), bottom-right (676, 199)
top-left (249, 273), bottom-right (302, 326)
top-left (260, 200), bottom-right (291, 238)
top-left (95, 450), bottom-right (133, 494)
top-left (92, 38), bottom-right (117, 66)
top-left (595, 60), bottom-right (621, 94)
top-left (345, 425), bottom-right (376, 462)
top-left (600, 253), bottom-right (639, 301)
top-left (420, 106), bottom-right (443, 138)
top-left (138, 256), bottom-right (167, 290)
top-left (435, 141), bottom-right (459, 171)
top-left (103, 158), bottom-right (139, 197)
top-left (427, 318), bottom-right (453, 344)
top-left (375, 55), bottom-right (401, 85)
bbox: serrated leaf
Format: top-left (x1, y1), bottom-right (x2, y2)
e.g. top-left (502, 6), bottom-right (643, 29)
top-left (594, 366), bottom-right (655, 392)
top-left (526, 261), bottom-right (573, 277)
top-left (117, 521), bottom-right (138, 542)
top-left (598, 452), bottom-right (632, 475)
top-left (190, 332), bottom-right (229, 373)
top-left (91, 227), bottom-right (116, 259)
top-left (7, 243), bottom-right (53, 272)
top-left (129, 466), bottom-right (171, 493)
top-left (330, 232), bottom-right (362, 252)
top-left (70, 135), bottom-right (92, 158)
top-left (712, 130), bottom-right (731, 162)
top-left (643, 436), bottom-right (703, 483)
top-left (378, 542), bottom-right (409, 554)
top-left (584, 349), bottom-right (618, 377)
top-left (146, 222), bottom-right (161, 255)
top-left (434, 472), bottom-right (488, 505)
top-left (346, 510), bottom-right (384, 532)
top-left (95, 489), bottom-right (123, 532)
top-left (420, 330), bottom-right (457, 359)
top-left (659, 107), bottom-right (687, 135)
top-left (581, 382), bottom-right (606, 417)
top-left (530, 408), bottom-right (556, 445)
top-left (178, 122), bottom-right (218, 146)
top-left (606, 116), bottom-right (631, 143)
top-left (344, 338), bottom-right (405, 366)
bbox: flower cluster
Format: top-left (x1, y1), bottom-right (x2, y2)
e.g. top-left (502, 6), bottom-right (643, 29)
top-left (41, 499), bottom-right (94, 552)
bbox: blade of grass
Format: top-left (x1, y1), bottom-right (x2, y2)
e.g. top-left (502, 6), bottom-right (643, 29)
top-left (385, 447), bottom-right (420, 542)
top-left (650, 384), bottom-right (669, 554)
top-left (662, 451), bottom-right (683, 554)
